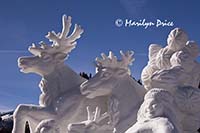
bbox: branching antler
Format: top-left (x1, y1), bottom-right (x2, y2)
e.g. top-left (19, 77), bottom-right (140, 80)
top-left (68, 106), bottom-right (116, 133)
top-left (46, 15), bottom-right (83, 53)
top-left (96, 51), bottom-right (135, 71)
top-left (60, 15), bottom-right (72, 38)
top-left (28, 15), bottom-right (84, 56)
top-left (120, 50), bottom-right (135, 66)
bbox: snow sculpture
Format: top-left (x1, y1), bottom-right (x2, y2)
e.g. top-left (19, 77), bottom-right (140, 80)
top-left (80, 51), bottom-right (146, 133)
top-left (149, 41), bottom-right (200, 94)
top-left (141, 28), bottom-right (188, 90)
top-left (13, 14), bottom-right (199, 133)
top-left (170, 41), bottom-right (200, 88)
top-left (13, 15), bottom-right (108, 133)
top-left (174, 86), bottom-right (200, 133)
top-left (138, 27), bottom-right (200, 133)
top-left (68, 106), bottom-right (115, 133)
top-left (125, 88), bottom-right (182, 133)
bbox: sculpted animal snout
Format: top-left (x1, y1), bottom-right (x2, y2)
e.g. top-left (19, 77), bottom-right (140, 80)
top-left (18, 57), bottom-right (27, 64)
top-left (18, 57), bottom-right (29, 67)
top-left (17, 57), bottom-right (37, 71)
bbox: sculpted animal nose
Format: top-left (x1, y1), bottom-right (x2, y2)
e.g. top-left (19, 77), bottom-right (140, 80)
top-left (18, 58), bottom-right (27, 64)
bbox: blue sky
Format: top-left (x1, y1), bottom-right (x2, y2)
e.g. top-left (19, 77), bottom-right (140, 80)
top-left (0, 0), bottom-right (200, 112)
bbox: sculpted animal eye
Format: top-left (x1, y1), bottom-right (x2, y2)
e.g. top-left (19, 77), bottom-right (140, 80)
top-left (151, 104), bottom-right (159, 109)
top-left (42, 54), bottom-right (51, 61)
top-left (152, 104), bottom-right (156, 109)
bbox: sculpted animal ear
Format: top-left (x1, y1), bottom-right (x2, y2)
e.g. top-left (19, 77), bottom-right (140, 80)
top-left (54, 53), bottom-right (68, 62)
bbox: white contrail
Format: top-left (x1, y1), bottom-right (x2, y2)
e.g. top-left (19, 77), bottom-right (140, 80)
top-left (0, 104), bottom-right (12, 112)
top-left (0, 90), bottom-right (26, 100)
top-left (0, 50), bottom-right (28, 54)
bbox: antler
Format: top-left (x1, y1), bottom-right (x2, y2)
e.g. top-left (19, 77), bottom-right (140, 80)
top-left (96, 51), bottom-right (135, 70)
top-left (46, 15), bottom-right (84, 53)
top-left (28, 15), bottom-right (84, 56)
top-left (68, 106), bottom-right (116, 133)
top-left (120, 50), bottom-right (135, 66)
top-left (86, 106), bottom-right (109, 125)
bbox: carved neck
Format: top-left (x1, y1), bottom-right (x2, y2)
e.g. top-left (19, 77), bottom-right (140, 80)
top-left (42, 64), bottom-right (86, 92)
top-left (112, 75), bottom-right (140, 117)
top-left (114, 76), bottom-right (145, 101)
top-left (111, 76), bottom-right (145, 131)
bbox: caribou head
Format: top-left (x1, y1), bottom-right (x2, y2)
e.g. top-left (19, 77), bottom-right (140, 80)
top-left (80, 51), bottom-right (134, 98)
top-left (18, 15), bottom-right (83, 76)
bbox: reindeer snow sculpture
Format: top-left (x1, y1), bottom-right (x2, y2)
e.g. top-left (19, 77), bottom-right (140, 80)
top-left (80, 51), bottom-right (147, 133)
top-left (13, 15), bottom-right (108, 133)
